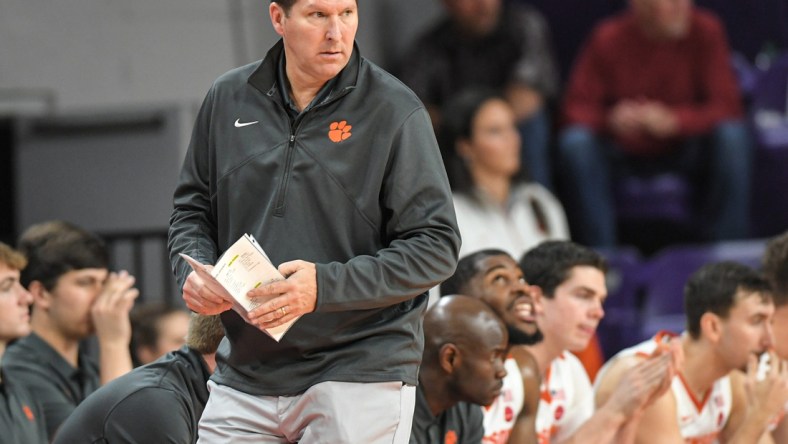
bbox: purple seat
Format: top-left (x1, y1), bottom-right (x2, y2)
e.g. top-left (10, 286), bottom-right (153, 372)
top-left (752, 147), bottom-right (788, 237)
top-left (750, 52), bottom-right (788, 148)
top-left (639, 239), bottom-right (766, 341)
top-left (614, 173), bottom-right (693, 223)
top-left (731, 52), bottom-right (760, 98)
top-left (749, 52), bottom-right (788, 237)
top-left (595, 246), bottom-right (646, 358)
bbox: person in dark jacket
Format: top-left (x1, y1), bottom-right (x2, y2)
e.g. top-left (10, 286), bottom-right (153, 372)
top-left (167, 0), bottom-right (461, 441)
top-left (53, 313), bottom-right (224, 444)
top-left (410, 295), bottom-right (508, 444)
top-left (398, 0), bottom-right (560, 190)
top-left (0, 242), bottom-right (47, 444)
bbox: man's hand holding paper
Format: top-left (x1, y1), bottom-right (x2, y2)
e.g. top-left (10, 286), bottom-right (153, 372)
top-left (247, 260), bottom-right (317, 331)
top-left (183, 267), bottom-right (234, 316)
top-left (178, 234), bottom-right (304, 341)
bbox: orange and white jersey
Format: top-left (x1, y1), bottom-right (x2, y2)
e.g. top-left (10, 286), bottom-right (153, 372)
top-left (482, 357), bottom-right (525, 444)
top-left (597, 332), bottom-right (732, 444)
top-left (535, 352), bottom-right (594, 444)
top-left (673, 373), bottom-right (731, 443)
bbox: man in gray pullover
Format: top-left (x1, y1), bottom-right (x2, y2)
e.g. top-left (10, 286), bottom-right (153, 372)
top-left (168, 0), bottom-right (460, 442)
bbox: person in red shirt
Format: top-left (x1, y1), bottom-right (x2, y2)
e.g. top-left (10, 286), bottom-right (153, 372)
top-left (558, 0), bottom-right (751, 247)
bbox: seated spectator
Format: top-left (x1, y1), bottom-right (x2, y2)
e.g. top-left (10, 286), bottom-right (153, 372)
top-left (440, 89), bottom-right (569, 260)
top-left (0, 242), bottom-right (47, 444)
top-left (762, 230), bottom-right (788, 442)
top-left (520, 240), bottom-right (678, 443)
top-left (410, 295), bottom-right (508, 444)
top-left (558, 0), bottom-right (751, 247)
top-left (3, 221), bottom-right (138, 440)
top-left (441, 249), bottom-right (542, 443)
top-left (398, 0), bottom-right (559, 189)
top-left (130, 302), bottom-right (190, 366)
top-left (53, 313), bottom-right (224, 444)
top-left (595, 261), bottom-right (788, 443)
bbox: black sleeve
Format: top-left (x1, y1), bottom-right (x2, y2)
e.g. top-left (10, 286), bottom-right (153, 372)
top-left (168, 86), bottom-right (220, 290)
top-left (101, 388), bottom-right (193, 443)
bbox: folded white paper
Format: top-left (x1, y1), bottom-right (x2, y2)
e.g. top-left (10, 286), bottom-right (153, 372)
top-left (179, 234), bottom-right (298, 341)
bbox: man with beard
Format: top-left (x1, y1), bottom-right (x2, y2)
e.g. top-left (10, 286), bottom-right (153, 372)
top-left (596, 261), bottom-right (788, 443)
top-left (410, 295), bottom-right (508, 444)
top-left (441, 249), bottom-right (542, 443)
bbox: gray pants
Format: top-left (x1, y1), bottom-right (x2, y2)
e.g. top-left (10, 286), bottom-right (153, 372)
top-left (198, 380), bottom-right (416, 443)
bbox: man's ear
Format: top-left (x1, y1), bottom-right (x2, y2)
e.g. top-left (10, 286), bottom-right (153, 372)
top-left (27, 280), bottom-right (52, 310)
top-left (700, 312), bottom-right (722, 343)
top-left (269, 2), bottom-right (287, 37)
top-left (529, 285), bottom-right (545, 314)
top-left (439, 343), bottom-right (461, 374)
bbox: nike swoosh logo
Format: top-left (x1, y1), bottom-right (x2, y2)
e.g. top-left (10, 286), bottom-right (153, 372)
top-left (234, 119), bottom-right (259, 128)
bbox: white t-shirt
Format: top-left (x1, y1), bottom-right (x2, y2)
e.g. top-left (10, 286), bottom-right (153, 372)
top-left (452, 183), bottom-right (569, 260)
top-left (535, 352), bottom-right (594, 444)
top-left (596, 332), bottom-right (732, 443)
top-left (483, 357), bottom-right (525, 444)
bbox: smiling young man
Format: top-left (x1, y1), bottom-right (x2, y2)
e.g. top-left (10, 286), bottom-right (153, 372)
top-left (520, 240), bottom-right (678, 444)
top-left (168, 0), bottom-right (460, 442)
top-left (3, 221), bottom-right (138, 440)
top-left (0, 243), bottom-right (46, 444)
top-left (441, 249), bottom-right (543, 444)
top-left (410, 295), bottom-right (509, 444)
top-left (595, 261), bottom-right (788, 443)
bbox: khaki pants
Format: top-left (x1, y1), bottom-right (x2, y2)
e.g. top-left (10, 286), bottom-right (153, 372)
top-left (198, 380), bottom-right (416, 443)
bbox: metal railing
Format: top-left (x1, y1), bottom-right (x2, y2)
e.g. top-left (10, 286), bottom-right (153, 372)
top-left (100, 229), bottom-right (181, 307)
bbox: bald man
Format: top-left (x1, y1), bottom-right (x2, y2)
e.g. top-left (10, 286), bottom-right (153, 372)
top-left (410, 295), bottom-right (508, 444)
top-left (441, 249), bottom-right (542, 444)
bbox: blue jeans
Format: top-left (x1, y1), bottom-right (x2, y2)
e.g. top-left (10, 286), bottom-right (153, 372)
top-left (518, 107), bottom-right (552, 190)
top-left (557, 122), bottom-right (752, 247)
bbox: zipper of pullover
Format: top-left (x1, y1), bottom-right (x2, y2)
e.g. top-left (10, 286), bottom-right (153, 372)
top-left (273, 130), bottom-right (297, 217)
top-left (271, 86), bottom-right (353, 217)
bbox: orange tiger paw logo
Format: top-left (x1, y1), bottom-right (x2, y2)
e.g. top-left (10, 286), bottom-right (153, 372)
top-left (328, 120), bottom-right (352, 142)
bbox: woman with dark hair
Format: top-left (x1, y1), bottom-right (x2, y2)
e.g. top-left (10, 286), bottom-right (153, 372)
top-left (440, 89), bottom-right (569, 259)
